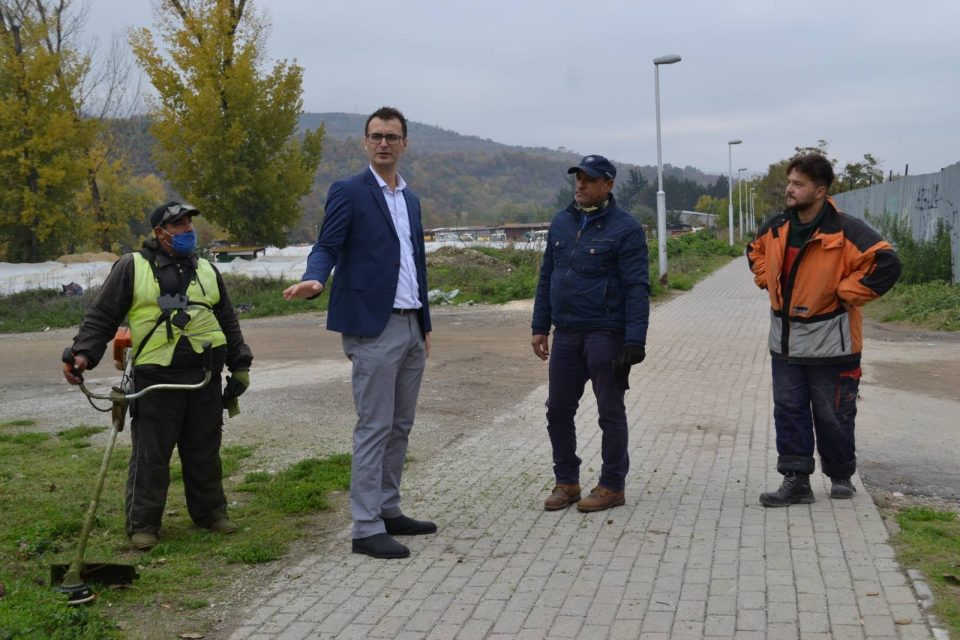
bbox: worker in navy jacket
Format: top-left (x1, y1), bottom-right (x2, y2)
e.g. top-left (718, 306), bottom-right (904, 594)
top-left (532, 155), bottom-right (650, 514)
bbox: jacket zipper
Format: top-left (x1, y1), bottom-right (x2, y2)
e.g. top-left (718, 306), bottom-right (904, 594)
top-left (780, 235), bottom-right (816, 356)
top-left (559, 219), bottom-right (585, 325)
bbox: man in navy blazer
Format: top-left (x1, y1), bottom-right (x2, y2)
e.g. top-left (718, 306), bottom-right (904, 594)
top-left (284, 106), bottom-right (435, 559)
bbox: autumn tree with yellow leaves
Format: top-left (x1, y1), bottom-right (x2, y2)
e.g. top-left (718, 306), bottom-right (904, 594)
top-left (130, 0), bottom-right (323, 246)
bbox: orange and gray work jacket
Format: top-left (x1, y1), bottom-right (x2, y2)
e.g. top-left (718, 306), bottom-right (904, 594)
top-left (746, 198), bottom-right (901, 365)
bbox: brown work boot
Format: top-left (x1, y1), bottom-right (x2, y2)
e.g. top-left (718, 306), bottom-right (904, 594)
top-left (544, 483), bottom-right (581, 511)
top-left (577, 485), bottom-right (625, 512)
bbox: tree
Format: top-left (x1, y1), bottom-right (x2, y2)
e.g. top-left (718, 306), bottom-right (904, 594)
top-left (129, 0), bottom-right (323, 246)
top-left (837, 153), bottom-right (884, 192)
top-left (74, 157), bottom-right (167, 254)
top-left (552, 175), bottom-right (574, 210)
top-left (616, 167), bottom-right (650, 213)
top-left (694, 194), bottom-right (728, 228)
top-left (0, 0), bottom-right (97, 261)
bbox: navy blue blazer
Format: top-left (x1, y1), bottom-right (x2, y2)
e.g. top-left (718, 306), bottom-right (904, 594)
top-left (302, 168), bottom-right (432, 338)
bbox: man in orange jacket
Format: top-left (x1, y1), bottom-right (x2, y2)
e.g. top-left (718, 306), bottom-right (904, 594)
top-left (747, 153), bottom-right (901, 507)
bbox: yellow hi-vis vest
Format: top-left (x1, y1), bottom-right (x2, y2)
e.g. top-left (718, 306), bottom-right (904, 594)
top-left (128, 252), bottom-right (226, 366)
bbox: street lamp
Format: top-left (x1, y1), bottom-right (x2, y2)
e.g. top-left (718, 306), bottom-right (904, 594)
top-left (653, 54), bottom-right (681, 283)
top-left (750, 187), bottom-right (756, 230)
top-left (727, 139), bottom-right (742, 245)
top-left (737, 167), bottom-right (747, 237)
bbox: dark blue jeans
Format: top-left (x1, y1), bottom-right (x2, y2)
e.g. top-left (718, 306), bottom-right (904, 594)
top-left (771, 358), bottom-right (860, 479)
top-left (546, 329), bottom-right (628, 491)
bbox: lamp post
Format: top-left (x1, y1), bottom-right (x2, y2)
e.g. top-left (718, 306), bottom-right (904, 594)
top-left (750, 187), bottom-right (756, 230)
top-left (654, 54), bottom-right (681, 282)
top-left (727, 139), bottom-right (742, 245)
top-left (737, 167), bottom-right (747, 237)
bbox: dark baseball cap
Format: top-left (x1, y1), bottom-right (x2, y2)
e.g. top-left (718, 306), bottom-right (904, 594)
top-left (567, 155), bottom-right (617, 179)
top-left (150, 201), bottom-right (199, 228)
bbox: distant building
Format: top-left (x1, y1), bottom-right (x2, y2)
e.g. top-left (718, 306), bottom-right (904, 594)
top-left (426, 222), bottom-right (550, 242)
top-left (678, 210), bottom-right (717, 228)
top-left (499, 222), bottom-right (550, 241)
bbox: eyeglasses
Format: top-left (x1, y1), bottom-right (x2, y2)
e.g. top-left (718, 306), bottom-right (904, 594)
top-left (157, 203), bottom-right (197, 226)
top-left (366, 133), bottom-right (404, 145)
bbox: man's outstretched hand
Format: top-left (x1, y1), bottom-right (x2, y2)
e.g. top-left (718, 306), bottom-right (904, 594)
top-left (282, 280), bottom-right (323, 300)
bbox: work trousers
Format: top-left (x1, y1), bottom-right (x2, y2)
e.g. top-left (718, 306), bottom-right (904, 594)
top-left (546, 329), bottom-right (628, 492)
top-left (342, 313), bottom-right (426, 539)
top-left (126, 370), bottom-right (227, 536)
top-left (771, 358), bottom-right (860, 479)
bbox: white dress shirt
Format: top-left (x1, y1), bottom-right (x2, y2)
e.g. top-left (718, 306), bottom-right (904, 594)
top-left (370, 166), bottom-right (421, 310)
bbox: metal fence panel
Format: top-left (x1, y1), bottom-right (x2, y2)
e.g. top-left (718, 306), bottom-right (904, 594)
top-left (833, 162), bottom-right (960, 283)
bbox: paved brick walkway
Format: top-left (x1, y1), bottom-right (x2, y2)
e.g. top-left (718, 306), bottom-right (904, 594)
top-left (228, 258), bottom-right (932, 639)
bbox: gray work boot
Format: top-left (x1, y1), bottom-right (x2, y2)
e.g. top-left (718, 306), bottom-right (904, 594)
top-left (208, 518), bottom-right (238, 533)
top-left (130, 532), bottom-right (157, 550)
top-left (760, 472), bottom-right (815, 507)
top-left (830, 478), bottom-right (857, 499)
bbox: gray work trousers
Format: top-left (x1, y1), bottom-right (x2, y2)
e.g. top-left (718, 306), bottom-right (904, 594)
top-left (342, 313), bottom-right (426, 538)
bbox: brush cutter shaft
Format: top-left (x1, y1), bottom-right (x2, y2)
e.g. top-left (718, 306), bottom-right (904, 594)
top-left (59, 422), bottom-right (120, 589)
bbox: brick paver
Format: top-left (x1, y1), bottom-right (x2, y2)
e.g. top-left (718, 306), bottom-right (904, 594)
top-left (228, 258), bottom-right (931, 639)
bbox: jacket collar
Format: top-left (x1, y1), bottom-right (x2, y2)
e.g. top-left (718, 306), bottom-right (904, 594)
top-left (565, 193), bottom-right (618, 220)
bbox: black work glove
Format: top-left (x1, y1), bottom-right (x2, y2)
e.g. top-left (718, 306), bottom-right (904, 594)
top-left (612, 344), bottom-right (646, 391)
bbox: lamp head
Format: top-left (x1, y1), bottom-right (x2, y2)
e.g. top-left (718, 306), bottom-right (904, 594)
top-left (653, 54), bottom-right (682, 65)
top-left (728, 139), bottom-right (743, 146)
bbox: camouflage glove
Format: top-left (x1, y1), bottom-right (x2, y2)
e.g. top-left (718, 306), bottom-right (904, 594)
top-left (223, 369), bottom-right (249, 418)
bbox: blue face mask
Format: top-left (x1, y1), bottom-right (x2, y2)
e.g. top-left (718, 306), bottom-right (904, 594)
top-left (167, 229), bottom-right (197, 255)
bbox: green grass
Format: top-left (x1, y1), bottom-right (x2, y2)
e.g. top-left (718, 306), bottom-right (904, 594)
top-left (0, 425), bottom-right (351, 639)
top-left (219, 273), bottom-right (328, 319)
top-left (864, 280), bottom-right (960, 331)
top-left (0, 287), bottom-right (98, 333)
top-left (1, 418), bottom-right (36, 428)
top-left (892, 507), bottom-right (960, 634)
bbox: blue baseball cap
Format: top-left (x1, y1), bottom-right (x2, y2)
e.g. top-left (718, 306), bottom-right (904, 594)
top-left (567, 155), bottom-right (617, 179)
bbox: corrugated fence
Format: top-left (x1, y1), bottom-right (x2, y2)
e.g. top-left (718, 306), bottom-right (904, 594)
top-left (833, 161), bottom-right (960, 283)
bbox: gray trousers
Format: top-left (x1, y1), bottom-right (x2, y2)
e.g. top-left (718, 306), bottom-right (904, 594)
top-left (342, 313), bottom-right (426, 538)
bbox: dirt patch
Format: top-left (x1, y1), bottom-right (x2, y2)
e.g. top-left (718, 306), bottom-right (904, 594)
top-left (426, 246), bottom-right (511, 271)
top-left (55, 251), bottom-right (120, 264)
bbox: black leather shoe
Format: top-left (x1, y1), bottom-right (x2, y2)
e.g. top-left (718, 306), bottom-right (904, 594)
top-left (382, 514), bottom-right (437, 536)
top-left (351, 533), bottom-right (410, 559)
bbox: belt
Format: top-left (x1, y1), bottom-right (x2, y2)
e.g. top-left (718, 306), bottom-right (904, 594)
top-left (392, 308), bottom-right (419, 315)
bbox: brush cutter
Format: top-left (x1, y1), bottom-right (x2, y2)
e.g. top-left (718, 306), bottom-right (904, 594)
top-left (54, 329), bottom-right (212, 605)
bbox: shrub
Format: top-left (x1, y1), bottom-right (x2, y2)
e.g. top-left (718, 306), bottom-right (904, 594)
top-left (867, 212), bottom-right (953, 284)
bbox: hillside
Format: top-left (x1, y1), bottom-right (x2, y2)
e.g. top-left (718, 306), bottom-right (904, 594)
top-left (107, 112), bottom-right (724, 243)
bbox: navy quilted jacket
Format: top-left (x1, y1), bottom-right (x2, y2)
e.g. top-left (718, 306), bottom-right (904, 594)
top-left (532, 195), bottom-right (650, 345)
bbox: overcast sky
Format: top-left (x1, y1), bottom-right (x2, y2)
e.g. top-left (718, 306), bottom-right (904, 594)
top-left (85, 0), bottom-right (960, 177)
